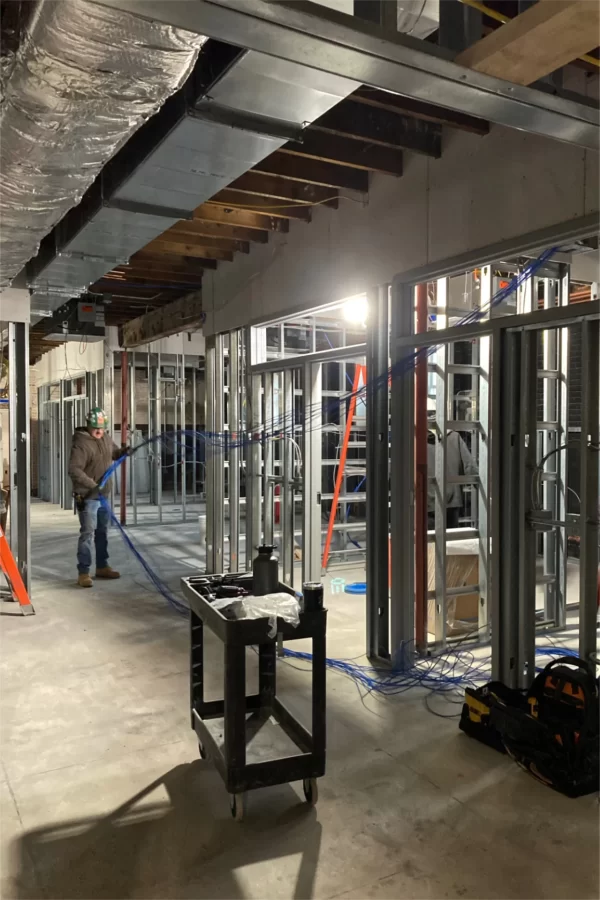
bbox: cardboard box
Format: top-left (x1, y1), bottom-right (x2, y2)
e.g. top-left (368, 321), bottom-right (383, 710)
top-left (427, 541), bottom-right (479, 636)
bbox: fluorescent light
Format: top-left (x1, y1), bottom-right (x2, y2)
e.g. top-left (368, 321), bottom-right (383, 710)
top-left (342, 294), bottom-right (368, 325)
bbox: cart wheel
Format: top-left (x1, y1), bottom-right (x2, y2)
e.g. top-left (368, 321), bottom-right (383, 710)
top-left (198, 743), bottom-right (207, 760)
top-left (303, 778), bottom-right (318, 805)
top-left (230, 793), bottom-right (245, 821)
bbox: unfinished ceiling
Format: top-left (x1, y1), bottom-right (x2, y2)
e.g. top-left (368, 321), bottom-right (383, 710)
top-left (9, 0), bottom-right (599, 362)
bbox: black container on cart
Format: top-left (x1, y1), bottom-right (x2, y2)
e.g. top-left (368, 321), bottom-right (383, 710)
top-left (183, 571), bottom-right (327, 820)
top-left (252, 545), bottom-right (279, 596)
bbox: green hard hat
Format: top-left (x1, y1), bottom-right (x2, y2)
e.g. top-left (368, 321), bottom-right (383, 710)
top-left (86, 407), bottom-right (109, 428)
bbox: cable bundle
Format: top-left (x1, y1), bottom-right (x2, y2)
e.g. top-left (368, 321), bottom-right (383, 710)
top-left (91, 244), bottom-right (579, 700)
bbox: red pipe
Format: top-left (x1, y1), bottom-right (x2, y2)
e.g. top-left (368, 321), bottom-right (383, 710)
top-left (120, 350), bottom-right (128, 526)
top-left (415, 283), bottom-right (428, 649)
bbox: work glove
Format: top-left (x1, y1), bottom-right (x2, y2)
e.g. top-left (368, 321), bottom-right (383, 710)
top-left (117, 446), bottom-right (131, 459)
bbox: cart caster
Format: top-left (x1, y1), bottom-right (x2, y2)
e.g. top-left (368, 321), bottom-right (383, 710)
top-left (303, 778), bottom-right (318, 806)
top-left (230, 793), bottom-right (245, 821)
top-left (198, 743), bottom-right (207, 760)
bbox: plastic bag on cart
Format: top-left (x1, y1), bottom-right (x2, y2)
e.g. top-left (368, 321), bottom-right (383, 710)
top-left (212, 592), bottom-right (300, 638)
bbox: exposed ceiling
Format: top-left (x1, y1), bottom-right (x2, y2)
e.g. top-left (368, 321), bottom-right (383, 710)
top-left (11, 0), bottom-right (599, 363)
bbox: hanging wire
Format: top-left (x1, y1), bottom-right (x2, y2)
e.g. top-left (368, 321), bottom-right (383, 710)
top-left (91, 245), bottom-right (581, 696)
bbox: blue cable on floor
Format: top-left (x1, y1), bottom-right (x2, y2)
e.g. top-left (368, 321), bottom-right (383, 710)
top-left (92, 244), bottom-right (570, 687)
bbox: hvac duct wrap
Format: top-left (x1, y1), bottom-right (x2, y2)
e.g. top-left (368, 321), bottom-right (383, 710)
top-left (0, 0), bottom-right (206, 288)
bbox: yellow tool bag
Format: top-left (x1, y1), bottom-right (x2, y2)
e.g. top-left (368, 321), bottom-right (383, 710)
top-left (460, 657), bottom-right (599, 798)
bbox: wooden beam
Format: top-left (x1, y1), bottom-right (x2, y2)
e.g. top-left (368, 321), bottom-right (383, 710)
top-left (116, 266), bottom-right (203, 285)
top-left (89, 285), bottom-right (163, 299)
top-left (160, 225), bottom-right (250, 252)
top-left (254, 152), bottom-right (370, 192)
top-left (99, 274), bottom-right (202, 288)
top-left (351, 87), bottom-right (489, 136)
top-left (228, 171), bottom-right (338, 207)
top-left (121, 293), bottom-right (204, 348)
top-left (140, 240), bottom-right (232, 262)
top-left (167, 219), bottom-right (269, 244)
top-left (280, 131), bottom-right (403, 177)
top-left (313, 101), bottom-right (441, 157)
top-left (110, 264), bottom-right (202, 280)
top-left (192, 204), bottom-right (289, 233)
top-left (456, 0), bottom-right (600, 86)
top-left (207, 191), bottom-right (312, 221)
top-left (128, 253), bottom-right (207, 273)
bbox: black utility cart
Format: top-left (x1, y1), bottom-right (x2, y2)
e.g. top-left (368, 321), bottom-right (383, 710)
top-left (182, 573), bottom-right (327, 820)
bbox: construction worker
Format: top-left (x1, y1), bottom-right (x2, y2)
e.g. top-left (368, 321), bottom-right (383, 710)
top-left (427, 414), bottom-right (477, 530)
top-left (68, 407), bottom-right (126, 587)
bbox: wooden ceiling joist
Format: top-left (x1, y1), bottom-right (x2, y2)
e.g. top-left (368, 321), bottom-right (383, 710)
top-left (227, 171), bottom-right (338, 207)
top-left (168, 222), bottom-right (268, 244)
top-left (313, 101), bottom-right (442, 158)
top-left (192, 204), bottom-right (290, 232)
top-left (254, 153), bottom-right (370, 192)
top-left (162, 222), bottom-right (255, 249)
top-left (207, 192), bottom-right (313, 221)
top-left (142, 240), bottom-right (233, 262)
top-left (128, 252), bottom-right (208, 272)
top-left (280, 131), bottom-right (403, 177)
top-left (456, 0), bottom-right (600, 86)
top-left (117, 263), bottom-right (204, 281)
top-left (100, 274), bottom-right (201, 288)
top-left (351, 87), bottom-right (489, 136)
top-left (114, 267), bottom-right (204, 285)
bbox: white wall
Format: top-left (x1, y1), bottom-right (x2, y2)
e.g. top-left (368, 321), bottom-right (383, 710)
top-left (32, 337), bottom-right (105, 386)
top-left (33, 328), bottom-right (206, 387)
top-left (202, 120), bottom-right (599, 335)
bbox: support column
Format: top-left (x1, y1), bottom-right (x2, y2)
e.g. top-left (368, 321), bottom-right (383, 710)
top-left (477, 267), bottom-right (492, 637)
top-left (366, 285), bottom-right (390, 660)
top-left (578, 317), bottom-right (599, 662)
top-left (281, 369), bottom-right (295, 586)
top-left (263, 372), bottom-right (274, 546)
top-left (495, 329), bottom-right (521, 686)
top-left (434, 278), bottom-right (449, 646)
top-left (303, 362), bottom-right (322, 586)
top-left (8, 323), bottom-right (31, 595)
top-left (518, 329), bottom-right (538, 689)
top-left (180, 339), bottom-right (187, 524)
top-left (229, 330), bottom-right (241, 573)
top-left (205, 337), bottom-right (216, 572)
top-left (390, 281), bottom-right (415, 668)
top-left (414, 284), bottom-right (428, 650)
top-left (120, 350), bottom-right (128, 525)
top-left (149, 354), bottom-right (162, 523)
top-left (244, 328), bottom-right (265, 569)
top-left (129, 351), bottom-right (137, 525)
top-left (494, 327), bottom-right (537, 688)
top-left (214, 334), bottom-right (225, 573)
top-left (102, 343), bottom-right (115, 510)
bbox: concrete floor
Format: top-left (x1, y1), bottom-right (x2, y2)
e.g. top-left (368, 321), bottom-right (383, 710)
top-left (1, 501), bottom-right (598, 900)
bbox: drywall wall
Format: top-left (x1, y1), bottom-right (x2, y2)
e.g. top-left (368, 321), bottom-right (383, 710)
top-left (32, 337), bottom-right (105, 386)
top-left (202, 114), bottom-right (599, 335)
top-left (33, 329), bottom-right (205, 387)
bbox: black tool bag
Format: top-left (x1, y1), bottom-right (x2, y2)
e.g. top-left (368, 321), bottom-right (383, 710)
top-left (489, 657), bottom-right (599, 798)
top-left (459, 681), bottom-right (527, 754)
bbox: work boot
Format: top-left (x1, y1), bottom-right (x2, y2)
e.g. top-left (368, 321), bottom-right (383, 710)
top-left (95, 567), bottom-right (121, 579)
top-left (78, 573), bottom-right (93, 588)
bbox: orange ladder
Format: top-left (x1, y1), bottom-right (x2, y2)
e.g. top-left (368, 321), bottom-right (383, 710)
top-left (0, 526), bottom-right (34, 615)
top-left (322, 364), bottom-right (367, 571)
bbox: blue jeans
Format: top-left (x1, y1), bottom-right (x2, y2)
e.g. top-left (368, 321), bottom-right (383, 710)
top-left (77, 499), bottom-right (109, 574)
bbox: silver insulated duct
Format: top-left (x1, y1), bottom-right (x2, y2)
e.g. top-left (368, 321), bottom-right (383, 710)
top-left (0, 0), bottom-right (207, 288)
